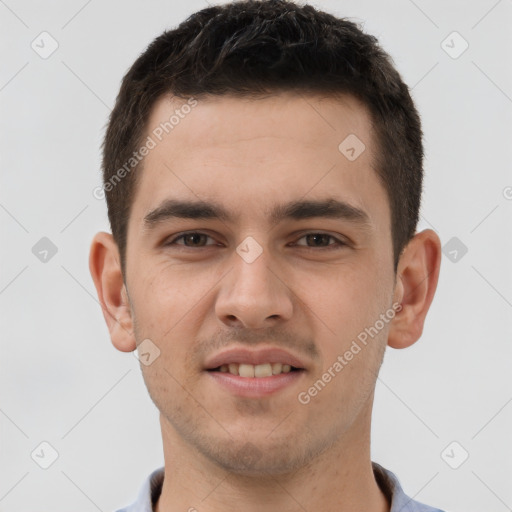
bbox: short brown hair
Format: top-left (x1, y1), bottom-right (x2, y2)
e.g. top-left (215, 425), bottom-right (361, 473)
top-left (102, 0), bottom-right (424, 277)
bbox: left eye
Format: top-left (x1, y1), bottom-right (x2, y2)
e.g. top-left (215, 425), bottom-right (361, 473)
top-left (294, 233), bottom-right (345, 249)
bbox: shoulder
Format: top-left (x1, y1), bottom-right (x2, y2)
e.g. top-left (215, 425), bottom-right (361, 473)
top-left (113, 466), bottom-right (165, 512)
top-left (372, 462), bottom-right (446, 512)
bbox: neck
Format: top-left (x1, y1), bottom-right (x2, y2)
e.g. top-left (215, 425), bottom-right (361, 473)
top-left (154, 402), bottom-right (389, 512)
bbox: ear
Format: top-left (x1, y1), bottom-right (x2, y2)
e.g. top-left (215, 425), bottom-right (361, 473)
top-left (387, 229), bottom-right (441, 349)
top-left (89, 232), bottom-right (136, 352)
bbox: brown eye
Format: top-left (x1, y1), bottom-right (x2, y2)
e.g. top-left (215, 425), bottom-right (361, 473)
top-left (306, 234), bottom-right (331, 247)
top-left (165, 232), bottom-right (216, 247)
top-left (294, 233), bottom-right (345, 249)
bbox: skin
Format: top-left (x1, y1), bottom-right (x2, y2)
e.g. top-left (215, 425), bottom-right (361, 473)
top-left (89, 92), bottom-right (441, 512)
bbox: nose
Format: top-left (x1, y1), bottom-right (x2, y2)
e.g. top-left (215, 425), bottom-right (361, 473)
top-left (215, 242), bottom-right (294, 329)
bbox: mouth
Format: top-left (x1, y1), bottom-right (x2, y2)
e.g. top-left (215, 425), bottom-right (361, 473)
top-left (206, 367), bottom-right (306, 398)
top-left (204, 345), bottom-right (309, 398)
top-left (204, 347), bottom-right (308, 398)
top-left (208, 362), bottom-right (304, 378)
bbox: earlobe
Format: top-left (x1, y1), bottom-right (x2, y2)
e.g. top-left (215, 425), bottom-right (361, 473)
top-left (89, 232), bottom-right (137, 352)
top-left (387, 229), bottom-right (441, 349)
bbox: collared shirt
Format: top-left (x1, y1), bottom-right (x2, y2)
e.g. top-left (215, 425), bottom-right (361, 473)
top-left (115, 462), bottom-right (445, 512)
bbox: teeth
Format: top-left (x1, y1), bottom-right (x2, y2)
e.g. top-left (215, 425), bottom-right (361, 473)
top-left (272, 363), bottom-right (282, 375)
top-left (239, 364), bottom-right (255, 377)
top-left (217, 363), bottom-right (296, 377)
top-left (255, 363), bottom-right (272, 377)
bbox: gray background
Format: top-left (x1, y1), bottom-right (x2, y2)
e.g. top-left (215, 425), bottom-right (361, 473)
top-left (1, 0), bottom-right (511, 511)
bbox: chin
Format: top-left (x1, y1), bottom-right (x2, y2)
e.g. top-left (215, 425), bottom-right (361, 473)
top-left (198, 434), bottom-right (321, 477)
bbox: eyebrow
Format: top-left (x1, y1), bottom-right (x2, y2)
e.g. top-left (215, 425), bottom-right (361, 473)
top-left (143, 197), bottom-right (372, 231)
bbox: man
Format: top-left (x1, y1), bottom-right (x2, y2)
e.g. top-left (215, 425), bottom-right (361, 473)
top-left (89, 1), bottom-right (444, 510)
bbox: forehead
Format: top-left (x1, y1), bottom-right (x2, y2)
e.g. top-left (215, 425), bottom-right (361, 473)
top-left (129, 92), bottom-right (388, 232)
top-left (147, 92), bottom-right (374, 153)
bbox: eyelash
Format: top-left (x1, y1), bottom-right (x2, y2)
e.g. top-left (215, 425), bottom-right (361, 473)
top-left (164, 231), bottom-right (347, 251)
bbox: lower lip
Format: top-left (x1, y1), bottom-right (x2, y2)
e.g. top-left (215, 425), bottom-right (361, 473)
top-left (206, 370), bottom-right (305, 398)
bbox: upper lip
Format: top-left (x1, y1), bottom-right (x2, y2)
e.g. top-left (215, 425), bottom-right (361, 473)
top-left (204, 346), bottom-right (307, 370)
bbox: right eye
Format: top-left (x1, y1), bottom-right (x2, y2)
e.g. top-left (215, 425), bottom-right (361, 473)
top-left (164, 231), bottom-right (220, 248)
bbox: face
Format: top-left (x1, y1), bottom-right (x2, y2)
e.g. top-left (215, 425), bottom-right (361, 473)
top-left (123, 92), bottom-right (400, 474)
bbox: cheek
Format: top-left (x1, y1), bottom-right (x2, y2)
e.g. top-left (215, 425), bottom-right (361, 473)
top-left (130, 264), bottom-right (219, 366)
top-left (304, 255), bottom-right (392, 377)
top-left (133, 262), bottom-right (210, 324)
top-left (307, 259), bottom-right (383, 333)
